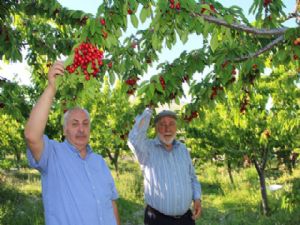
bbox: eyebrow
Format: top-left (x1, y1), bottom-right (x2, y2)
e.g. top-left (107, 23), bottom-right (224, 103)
top-left (71, 119), bottom-right (89, 123)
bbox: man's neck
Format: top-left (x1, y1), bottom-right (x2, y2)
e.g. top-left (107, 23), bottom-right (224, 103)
top-left (77, 145), bottom-right (87, 158)
top-left (164, 144), bottom-right (173, 151)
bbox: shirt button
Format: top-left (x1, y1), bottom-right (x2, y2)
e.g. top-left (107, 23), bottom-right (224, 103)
top-left (92, 186), bottom-right (96, 190)
top-left (97, 200), bottom-right (100, 204)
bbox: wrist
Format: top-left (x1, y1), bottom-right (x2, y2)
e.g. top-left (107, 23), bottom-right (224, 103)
top-left (46, 84), bottom-right (56, 95)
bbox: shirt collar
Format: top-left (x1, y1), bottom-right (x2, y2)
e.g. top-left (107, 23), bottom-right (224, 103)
top-left (154, 136), bottom-right (179, 148)
top-left (64, 139), bottom-right (92, 157)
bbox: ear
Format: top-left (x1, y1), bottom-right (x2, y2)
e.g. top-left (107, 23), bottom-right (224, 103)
top-left (63, 127), bottom-right (67, 136)
top-left (155, 124), bottom-right (159, 132)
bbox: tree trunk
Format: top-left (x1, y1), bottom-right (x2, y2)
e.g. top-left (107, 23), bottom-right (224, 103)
top-left (227, 161), bottom-right (235, 186)
top-left (105, 147), bottom-right (120, 176)
top-left (253, 159), bottom-right (270, 216)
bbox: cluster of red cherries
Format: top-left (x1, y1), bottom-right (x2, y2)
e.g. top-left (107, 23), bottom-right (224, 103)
top-left (125, 78), bottom-right (138, 95)
top-left (66, 42), bottom-right (104, 80)
top-left (159, 76), bottom-right (166, 90)
top-left (169, 0), bottom-right (181, 10)
top-left (183, 111), bottom-right (198, 122)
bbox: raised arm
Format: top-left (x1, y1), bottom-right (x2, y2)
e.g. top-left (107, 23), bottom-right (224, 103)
top-left (127, 108), bottom-right (153, 164)
top-left (24, 61), bottom-right (64, 161)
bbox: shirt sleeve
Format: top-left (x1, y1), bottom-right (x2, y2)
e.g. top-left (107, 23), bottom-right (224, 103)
top-left (101, 157), bottom-right (119, 200)
top-left (187, 150), bottom-right (202, 200)
top-left (127, 108), bottom-right (153, 165)
top-left (26, 135), bottom-right (52, 174)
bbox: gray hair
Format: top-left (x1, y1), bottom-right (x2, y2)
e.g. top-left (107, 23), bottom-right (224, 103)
top-left (63, 107), bottom-right (90, 129)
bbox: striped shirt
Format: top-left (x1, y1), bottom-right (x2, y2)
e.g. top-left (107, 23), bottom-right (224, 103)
top-left (128, 108), bottom-right (201, 216)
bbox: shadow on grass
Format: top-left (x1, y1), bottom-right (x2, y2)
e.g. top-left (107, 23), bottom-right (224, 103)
top-left (201, 181), bottom-right (225, 196)
top-left (8, 170), bottom-right (40, 182)
top-left (0, 182), bottom-right (44, 225)
top-left (117, 197), bottom-right (144, 225)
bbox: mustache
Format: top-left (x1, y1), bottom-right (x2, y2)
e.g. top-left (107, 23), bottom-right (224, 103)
top-left (76, 134), bottom-right (87, 138)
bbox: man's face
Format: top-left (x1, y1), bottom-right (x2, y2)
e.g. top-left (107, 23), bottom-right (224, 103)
top-left (64, 109), bottom-right (90, 150)
top-left (156, 116), bottom-right (177, 146)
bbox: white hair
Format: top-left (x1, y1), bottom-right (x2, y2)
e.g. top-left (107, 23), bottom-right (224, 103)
top-left (63, 107), bottom-right (90, 129)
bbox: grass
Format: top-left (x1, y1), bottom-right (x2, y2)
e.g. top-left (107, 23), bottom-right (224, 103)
top-left (0, 160), bottom-right (300, 225)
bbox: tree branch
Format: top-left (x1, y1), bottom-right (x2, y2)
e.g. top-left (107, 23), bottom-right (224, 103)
top-left (232, 35), bottom-right (284, 62)
top-left (192, 13), bottom-right (288, 36)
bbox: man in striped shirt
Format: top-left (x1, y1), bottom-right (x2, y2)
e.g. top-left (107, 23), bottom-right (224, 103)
top-left (128, 108), bottom-right (202, 225)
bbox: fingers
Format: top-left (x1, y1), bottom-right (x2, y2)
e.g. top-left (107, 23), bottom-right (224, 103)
top-left (193, 207), bottom-right (201, 220)
top-left (47, 61), bottom-right (65, 88)
top-left (192, 200), bottom-right (202, 220)
top-left (49, 61), bottom-right (65, 77)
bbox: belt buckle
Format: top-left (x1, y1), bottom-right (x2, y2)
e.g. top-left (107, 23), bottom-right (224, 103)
top-left (173, 215), bottom-right (181, 219)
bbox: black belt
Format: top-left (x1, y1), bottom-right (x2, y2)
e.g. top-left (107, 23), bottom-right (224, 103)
top-left (146, 205), bottom-right (191, 220)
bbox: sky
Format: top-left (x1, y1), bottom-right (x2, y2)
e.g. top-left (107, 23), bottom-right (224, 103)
top-left (0, 0), bottom-right (297, 86)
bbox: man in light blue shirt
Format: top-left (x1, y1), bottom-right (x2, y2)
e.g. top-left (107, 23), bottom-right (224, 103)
top-left (25, 61), bottom-right (120, 225)
top-left (128, 108), bottom-right (202, 225)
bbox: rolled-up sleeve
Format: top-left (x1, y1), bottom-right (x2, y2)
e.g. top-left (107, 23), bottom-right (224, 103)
top-left (189, 160), bottom-right (201, 200)
top-left (26, 135), bottom-right (51, 174)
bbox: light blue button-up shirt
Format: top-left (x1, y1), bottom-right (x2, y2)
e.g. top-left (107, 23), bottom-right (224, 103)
top-left (27, 135), bottom-right (118, 225)
top-left (128, 108), bottom-right (201, 216)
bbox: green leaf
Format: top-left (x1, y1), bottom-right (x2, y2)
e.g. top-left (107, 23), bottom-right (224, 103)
top-left (130, 14), bottom-right (139, 28)
top-left (109, 73), bottom-right (115, 85)
top-left (132, 58), bottom-right (141, 70)
top-left (87, 63), bottom-right (92, 73)
top-left (140, 7), bottom-right (148, 23)
top-left (152, 34), bottom-right (160, 50)
top-left (175, 96), bottom-right (180, 105)
top-left (137, 83), bottom-right (148, 96)
top-left (224, 15), bottom-right (234, 24)
top-left (180, 31), bottom-right (188, 44)
top-left (90, 19), bottom-right (96, 35)
top-left (64, 54), bottom-right (74, 67)
top-left (210, 30), bottom-right (219, 52)
top-left (149, 84), bottom-right (155, 97)
top-left (166, 38), bottom-right (172, 49)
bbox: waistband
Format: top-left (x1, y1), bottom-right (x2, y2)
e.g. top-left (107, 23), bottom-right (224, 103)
top-left (146, 205), bottom-right (191, 219)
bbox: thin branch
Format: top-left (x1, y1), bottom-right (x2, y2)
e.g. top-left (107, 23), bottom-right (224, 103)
top-left (286, 12), bottom-right (299, 21)
top-left (192, 13), bottom-right (288, 36)
top-left (232, 35), bottom-right (284, 62)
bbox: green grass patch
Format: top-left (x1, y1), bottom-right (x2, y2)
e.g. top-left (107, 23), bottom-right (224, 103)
top-left (0, 162), bottom-right (300, 225)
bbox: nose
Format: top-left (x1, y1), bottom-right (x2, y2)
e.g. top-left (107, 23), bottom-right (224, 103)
top-left (164, 126), bottom-right (171, 132)
top-left (78, 124), bottom-right (84, 133)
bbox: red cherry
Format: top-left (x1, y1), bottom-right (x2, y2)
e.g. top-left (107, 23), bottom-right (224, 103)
top-left (131, 42), bottom-right (137, 48)
top-left (100, 18), bottom-right (106, 25)
top-left (127, 9), bottom-right (133, 14)
top-left (293, 54), bottom-right (299, 60)
top-left (127, 89), bottom-right (135, 95)
top-left (102, 31), bottom-right (108, 39)
top-left (210, 4), bottom-right (216, 13)
top-left (221, 61), bottom-right (229, 68)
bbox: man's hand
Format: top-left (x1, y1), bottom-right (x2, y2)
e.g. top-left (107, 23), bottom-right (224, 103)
top-left (192, 199), bottom-right (202, 220)
top-left (48, 61), bottom-right (64, 89)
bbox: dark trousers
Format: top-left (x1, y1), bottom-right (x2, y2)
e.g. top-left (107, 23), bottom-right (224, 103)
top-left (144, 205), bottom-right (195, 225)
